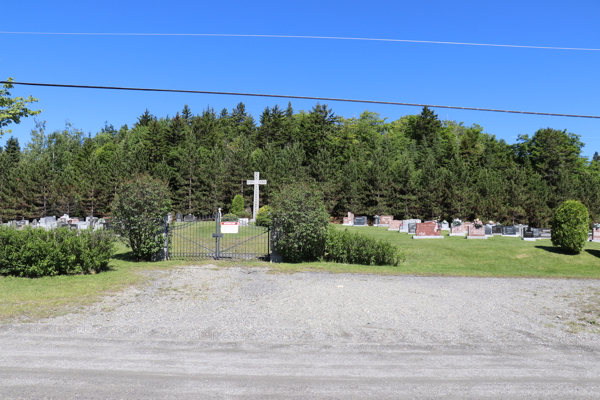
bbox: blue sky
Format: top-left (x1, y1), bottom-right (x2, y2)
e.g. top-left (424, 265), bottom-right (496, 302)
top-left (2, 0), bottom-right (599, 158)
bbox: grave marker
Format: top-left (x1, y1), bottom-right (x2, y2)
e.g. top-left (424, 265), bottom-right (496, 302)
top-left (388, 220), bottom-right (402, 231)
top-left (354, 216), bottom-right (368, 226)
top-left (413, 221), bottom-right (443, 239)
top-left (408, 223), bottom-right (417, 234)
top-left (592, 224), bottom-right (600, 242)
top-left (379, 215), bottom-right (394, 227)
top-left (246, 171), bottom-right (267, 221)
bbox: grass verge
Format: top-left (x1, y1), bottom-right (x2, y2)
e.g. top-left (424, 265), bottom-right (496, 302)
top-left (3, 225), bottom-right (600, 323)
top-left (0, 242), bottom-right (211, 323)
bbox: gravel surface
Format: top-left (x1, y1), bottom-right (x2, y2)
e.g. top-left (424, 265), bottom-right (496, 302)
top-left (1, 265), bottom-right (600, 399)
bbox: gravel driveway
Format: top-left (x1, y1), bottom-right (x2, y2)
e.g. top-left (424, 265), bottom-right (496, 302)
top-left (1, 265), bottom-right (600, 399)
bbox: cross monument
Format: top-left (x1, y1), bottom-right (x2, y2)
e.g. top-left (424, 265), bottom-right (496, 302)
top-left (246, 172), bottom-right (267, 221)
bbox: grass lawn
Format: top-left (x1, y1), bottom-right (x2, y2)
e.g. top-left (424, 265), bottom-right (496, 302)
top-left (2, 224), bottom-right (600, 323)
top-left (0, 241), bottom-right (207, 323)
top-left (289, 225), bottom-right (600, 279)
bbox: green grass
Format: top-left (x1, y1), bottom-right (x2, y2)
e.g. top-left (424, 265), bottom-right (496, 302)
top-left (303, 225), bottom-right (600, 278)
top-left (0, 241), bottom-right (210, 323)
top-left (3, 224), bottom-right (600, 323)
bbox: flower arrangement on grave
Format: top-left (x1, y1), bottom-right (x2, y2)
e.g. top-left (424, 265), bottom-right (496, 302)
top-left (473, 218), bottom-right (484, 229)
top-left (452, 219), bottom-right (462, 227)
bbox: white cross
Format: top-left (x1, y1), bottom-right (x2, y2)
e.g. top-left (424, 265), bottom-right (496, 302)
top-left (246, 172), bottom-right (267, 221)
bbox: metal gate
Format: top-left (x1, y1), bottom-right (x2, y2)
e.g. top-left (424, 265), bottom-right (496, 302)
top-left (166, 212), bottom-right (270, 261)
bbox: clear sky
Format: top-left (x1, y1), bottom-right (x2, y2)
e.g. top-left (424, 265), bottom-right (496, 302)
top-left (2, 0), bottom-right (599, 158)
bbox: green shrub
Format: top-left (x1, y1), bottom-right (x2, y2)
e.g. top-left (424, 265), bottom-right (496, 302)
top-left (325, 226), bottom-right (404, 266)
top-left (255, 205), bottom-right (271, 227)
top-left (0, 227), bottom-right (116, 278)
top-left (271, 183), bottom-right (329, 263)
top-left (231, 194), bottom-right (244, 216)
top-left (222, 213), bottom-right (239, 222)
top-left (110, 174), bottom-right (171, 261)
top-left (551, 200), bottom-right (588, 254)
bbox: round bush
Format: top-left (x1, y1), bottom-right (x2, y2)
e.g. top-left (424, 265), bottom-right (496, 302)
top-left (110, 174), bottom-right (171, 261)
top-left (551, 200), bottom-right (588, 254)
top-left (255, 205), bottom-right (271, 227)
top-left (230, 194), bottom-right (244, 216)
top-left (270, 183), bottom-right (329, 263)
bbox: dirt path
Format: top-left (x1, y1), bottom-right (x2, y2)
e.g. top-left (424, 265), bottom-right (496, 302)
top-left (1, 266), bottom-right (599, 399)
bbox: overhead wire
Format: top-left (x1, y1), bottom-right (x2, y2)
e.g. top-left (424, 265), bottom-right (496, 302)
top-left (1, 31), bottom-right (599, 51)
top-left (3, 81), bottom-right (599, 119)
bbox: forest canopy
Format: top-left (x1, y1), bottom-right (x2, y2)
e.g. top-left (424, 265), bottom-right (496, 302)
top-left (1, 103), bottom-right (599, 228)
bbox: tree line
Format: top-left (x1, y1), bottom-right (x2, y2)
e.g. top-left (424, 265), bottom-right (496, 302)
top-left (1, 102), bottom-right (599, 227)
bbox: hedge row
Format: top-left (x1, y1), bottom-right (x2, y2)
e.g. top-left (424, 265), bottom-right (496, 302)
top-left (324, 226), bottom-right (404, 266)
top-left (0, 227), bottom-right (116, 277)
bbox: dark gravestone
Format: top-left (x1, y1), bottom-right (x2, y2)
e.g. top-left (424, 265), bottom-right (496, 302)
top-left (184, 214), bottom-right (195, 222)
top-left (176, 212), bottom-right (182, 223)
top-left (492, 225), bottom-right (503, 235)
top-left (354, 216), bottom-right (367, 226)
top-left (503, 226), bottom-right (517, 236)
top-left (524, 227), bottom-right (541, 238)
top-left (484, 225), bottom-right (492, 236)
top-left (408, 223), bottom-right (417, 234)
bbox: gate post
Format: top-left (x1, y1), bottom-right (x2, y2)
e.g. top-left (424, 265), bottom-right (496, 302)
top-left (215, 209), bottom-right (221, 260)
top-left (163, 214), bottom-right (169, 261)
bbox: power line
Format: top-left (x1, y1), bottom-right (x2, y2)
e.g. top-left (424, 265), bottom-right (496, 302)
top-left (1, 31), bottom-right (599, 51)
top-left (3, 81), bottom-right (599, 119)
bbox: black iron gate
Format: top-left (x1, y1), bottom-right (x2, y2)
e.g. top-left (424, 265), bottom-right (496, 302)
top-left (166, 212), bottom-right (270, 261)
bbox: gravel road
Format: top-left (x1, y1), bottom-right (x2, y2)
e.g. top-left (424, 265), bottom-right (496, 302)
top-left (1, 265), bottom-right (600, 399)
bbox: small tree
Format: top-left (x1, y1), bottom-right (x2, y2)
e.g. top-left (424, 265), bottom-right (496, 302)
top-left (255, 205), bottom-right (271, 227)
top-left (551, 200), bottom-right (588, 254)
top-left (271, 183), bottom-right (329, 262)
top-left (110, 174), bottom-right (171, 261)
top-left (231, 194), bottom-right (244, 215)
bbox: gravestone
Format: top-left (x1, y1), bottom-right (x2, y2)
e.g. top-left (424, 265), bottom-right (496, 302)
top-left (449, 222), bottom-right (467, 236)
top-left (591, 225), bottom-right (600, 242)
top-left (238, 218), bottom-right (249, 226)
top-left (408, 223), bottom-right (417, 234)
top-left (413, 221), bottom-right (443, 239)
top-left (467, 224), bottom-right (487, 239)
top-left (379, 215), bottom-right (394, 227)
top-left (354, 216), bottom-right (367, 226)
top-left (539, 228), bottom-right (552, 239)
top-left (176, 212), bottom-right (182, 223)
top-left (184, 214), bottom-right (195, 222)
top-left (522, 227), bottom-right (541, 241)
top-left (388, 220), bottom-right (402, 231)
top-left (492, 225), bottom-right (503, 235)
top-left (343, 212), bottom-right (355, 226)
top-left (484, 225), bottom-right (493, 236)
top-left (373, 215), bottom-right (380, 226)
top-left (401, 219), bottom-right (421, 233)
top-left (440, 220), bottom-right (449, 230)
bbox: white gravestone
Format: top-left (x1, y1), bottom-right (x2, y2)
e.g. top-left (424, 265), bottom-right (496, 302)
top-left (246, 171), bottom-right (267, 221)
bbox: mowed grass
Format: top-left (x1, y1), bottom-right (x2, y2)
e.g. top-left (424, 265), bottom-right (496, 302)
top-left (0, 241), bottom-right (209, 323)
top-left (289, 225), bottom-right (600, 278)
top-left (3, 224), bottom-right (600, 323)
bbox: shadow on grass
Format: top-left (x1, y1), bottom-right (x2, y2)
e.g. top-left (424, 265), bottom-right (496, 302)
top-left (111, 251), bottom-right (137, 262)
top-left (585, 249), bottom-right (600, 258)
top-left (535, 245), bottom-right (579, 256)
